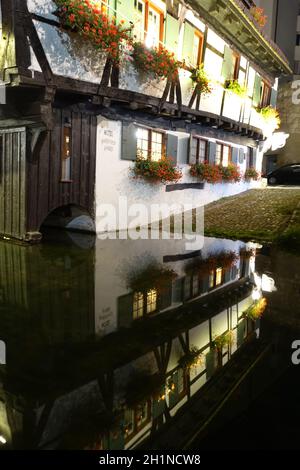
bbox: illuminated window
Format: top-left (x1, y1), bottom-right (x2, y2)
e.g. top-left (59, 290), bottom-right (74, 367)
top-left (62, 122), bottom-right (72, 181)
top-left (209, 270), bottom-right (215, 289)
top-left (215, 143), bottom-right (232, 167)
top-left (260, 81), bottom-right (271, 107)
top-left (136, 127), bottom-right (165, 161)
top-left (146, 289), bottom-right (157, 314)
top-left (233, 53), bottom-right (240, 80)
top-left (192, 31), bottom-right (204, 68)
top-left (133, 291), bottom-right (144, 319)
top-left (124, 400), bottom-right (151, 441)
top-left (191, 137), bottom-right (208, 164)
top-left (216, 267), bottom-right (223, 286)
top-left (133, 1), bottom-right (163, 48)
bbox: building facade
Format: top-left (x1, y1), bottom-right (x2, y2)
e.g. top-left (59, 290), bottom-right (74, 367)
top-left (0, 0), bottom-right (291, 241)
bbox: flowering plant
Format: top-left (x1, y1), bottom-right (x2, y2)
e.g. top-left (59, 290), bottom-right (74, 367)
top-left (131, 42), bottom-right (180, 80)
top-left (257, 106), bottom-right (281, 130)
top-left (224, 79), bottom-right (247, 98)
top-left (212, 331), bottom-right (234, 351)
top-left (190, 162), bottom-right (222, 184)
top-left (244, 298), bottom-right (267, 321)
top-left (190, 65), bottom-right (212, 96)
top-left (244, 167), bottom-right (260, 181)
top-left (250, 7), bottom-right (267, 28)
top-left (178, 347), bottom-right (203, 370)
top-left (219, 163), bottom-right (241, 183)
top-left (133, 156), bottom-right (182, 184)
top-left (55, 0), bottom-right (133, 60)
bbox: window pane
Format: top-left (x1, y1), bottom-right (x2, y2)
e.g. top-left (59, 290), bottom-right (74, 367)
top-left (216, 268), bottom-right (223, 286)
top-left (151, 131), bottom-right (163, 161)
top-left (146, 289), bottom-right (157, 314)
top-left (215, 144), bottom-right (222, 165)
top-left (209, 271), bottom-right (215, 288)
top-left (137, 127), bottom-right (149, 159)
top-left (62, 126), bottom-right (71, 180)
top-left (222, 146), bottom-right (230, 167)
top-left (133, 291), bottom-right (144, 319)
top-left (192, 34), bottom-right (201, 67)
top-left (199, 140), bottom-right (207, 162)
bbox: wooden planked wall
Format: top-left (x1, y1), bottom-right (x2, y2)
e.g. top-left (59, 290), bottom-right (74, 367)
top-left (0, 128), bottom-right (26, 240)
top-left (26, 107), bottom-right (97, 233)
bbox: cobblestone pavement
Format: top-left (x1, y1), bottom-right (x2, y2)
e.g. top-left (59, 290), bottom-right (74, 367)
top-left (202, 188), bottom-right (300, 241)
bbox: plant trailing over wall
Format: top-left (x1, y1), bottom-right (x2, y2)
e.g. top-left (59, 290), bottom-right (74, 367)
top-left (178, 347), bottom-right (203, 371)
top-left (219, 164), bottom-right (241, 183)
top-left (190, 162), bottom-right (222, 184)
top-left (55, 0), bottom-right (133, 60)
top-left (126, 261), bottom-right (177, 293)
top-left (244, 167), bottom-right (260, 181)
top-left (244, 298), bottom-right (267, 321)
top-left (190, 65), bottom-right (212, 96)
top-left (131, 42), bottom-right (180, 80)
top-left (250, 7), bottom-right (267, 28)
top-left (257, 106), bottom-right (281, 130)
top-left (185, 251), bottom-right (238, 275)
top-left (224, 79), bottom-right (247, 98)
top-left (239, 248), bottom-right (255, 259)
top-left (133, 156), bottom-right (182, 184)
top-left (212, 330), bottom-right (234, 352)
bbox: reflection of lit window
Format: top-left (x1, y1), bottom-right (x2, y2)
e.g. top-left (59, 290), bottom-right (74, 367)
top-left (216, 267), bottom-right (223, 286)
top-left (209, 270), bottom-right (215, 289)
top-left (62, 122), bottom-right (72, 181)
top-left (133, 291), bottom-right (144, 319)
top-left (146, 289), bottom-right (157, 314)
top-left (136, 127), bottom-right (164, 161)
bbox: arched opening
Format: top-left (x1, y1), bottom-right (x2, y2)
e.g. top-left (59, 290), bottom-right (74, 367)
top-left (40, 204), bottom-right (95, 236)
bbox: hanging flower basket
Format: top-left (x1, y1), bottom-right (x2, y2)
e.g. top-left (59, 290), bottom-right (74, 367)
top-left (131, 42), bottom-right (180, 81)
top-left (212, 330), bottom-right (234, 352)
top-left (244, 298), bottom-right (267, 321)
top-left (190, 65), bottom-right (212, 96)
top-left (257, 106), bottom-right (281, 130)
top-left (133, 157), bottom-right (182, 184)
top-left (54, 0), bottom-right (133, 60)
top-left (224, 79), bottom-right (247, 98)
top-left (178, 347), bottom-right (203, 370)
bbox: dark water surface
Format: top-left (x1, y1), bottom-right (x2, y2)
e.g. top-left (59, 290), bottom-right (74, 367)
top-left (0, 230), bottom-right (299, 450)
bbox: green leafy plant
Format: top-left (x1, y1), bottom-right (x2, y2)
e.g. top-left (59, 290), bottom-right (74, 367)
top-left (224, 79), bottom-right (247, 98)
top-left (257, 106), bottom-right (281, 130)
top-left (190, 65), bottom-right (212, 96)
top-left (212, 331), bottom-right (234, 351)
top-left (244, 298), bottom-right (267, 321)
top-left (178, 347), bottom-right (203, 370)
top-left (219, 164), bottom-right (241, 183)
top-left (244, 167), bottom-right (260, 181)
top-left (133, 156), bottom-right (182, 184)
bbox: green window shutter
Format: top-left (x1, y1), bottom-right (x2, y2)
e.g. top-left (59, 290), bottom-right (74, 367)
top-left (270, 88), bottom-right (277, 108)
top-left (121, 122), bottom-right (137, 161)
top-left (116, 0), bottom-right (135, 28)
top-left (166, 133), bottom-right (178, 164)
top-left (118, 293), bottom-right (134, 328)
top-left (221, 45), bottom-right (234, 81)
top-left (208, 141), bottom-right (216, 165)
top-left (165, 13), bottom-right (179, 57)
top-left (253, 74), bottom-right (262, 106)
top-left (182, 22), bottom-right (195, 65)
top-left (231, 147), bottom-right (239, 165)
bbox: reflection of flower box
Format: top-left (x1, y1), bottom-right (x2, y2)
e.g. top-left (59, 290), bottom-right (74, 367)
top-left (127, 262), bottom-right (177, 293)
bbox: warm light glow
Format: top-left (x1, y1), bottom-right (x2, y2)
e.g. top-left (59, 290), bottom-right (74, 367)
top-left (0, 436), bottom-right (7, 445)
top-left (252, 288), bottom-right (261, 301)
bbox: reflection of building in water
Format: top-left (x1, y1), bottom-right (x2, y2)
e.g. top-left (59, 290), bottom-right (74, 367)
top-left (0, 235), bottom-right (263, 449)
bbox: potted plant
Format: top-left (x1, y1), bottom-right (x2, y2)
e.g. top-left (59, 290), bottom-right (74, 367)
top-left (212, 330), bottom-right (234, 352)
top-left (244, 167), bottom-right (260, 181)
top-left (190, 65), bottom-right (212, 96)
top-left (126, 261), bottom-right (177, 293)
top-left (178, 347), bottom-right (203, 371)
top-left (131, 42), bottom-right (180, 81)
top-left (190, 162), bottom-right (222, 184)
top-left (219, 164), bottom-right (242, 183)
top-left (133, 156), bottom-right (182, 184)
top-left (224, 80), bottom-right (247, 98)
top-left (244, 298), bottom-right (267, 321)
top-left (257, 106), bottom-right (281, 130)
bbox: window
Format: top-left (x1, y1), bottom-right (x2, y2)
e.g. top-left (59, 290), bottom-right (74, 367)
top-left (134, 1), bottom-right (164, 48)
top-left (133, 289), bottom-right (158, 319)
top-left (124, 400), bottom-right (151, 441)
top-left (136, 127), bottom-right (165, 161)
top-left (260, 81), bottom-right (271, 107)
top-left (209, 268), bottom-right (224, 289)
top-left (191, 137), bottom-right (208, 164)
top-left (215, 267), bottom-right (223, 286)
top-left (215, 143), bottom-right (232, 166)
top-left (61, 122), bottom-right (72, 181)
top-left (192, 31), bottom-right (204, 68)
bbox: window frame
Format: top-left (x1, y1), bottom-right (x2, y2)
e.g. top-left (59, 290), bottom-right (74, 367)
top-left (144, 1), bottom-right (164, 48)
top-left (192, 29), bottom-right (204, 68)
top-left (124, 399), bottom-right (152, 443)
top-left (215, 142), bottom-right (232, 166)
top-left (61, 121), bottom-right (72, 183)
top-left (260, 80), bottom-right (271, 108)
top-left (136, 126), bottom-right (166, 161)
top-left (191, 136), bottom-right (209, 164)
top-left (233, 52), bottom-right (240, 80)
top-left (132, 288), bottom-right (159, 319)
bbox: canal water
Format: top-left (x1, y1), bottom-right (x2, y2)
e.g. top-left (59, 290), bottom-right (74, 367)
top-left (0, 230), bottom-right (299, 450)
